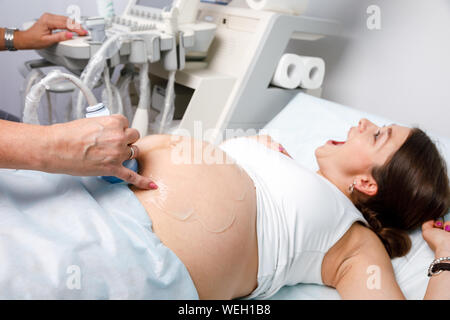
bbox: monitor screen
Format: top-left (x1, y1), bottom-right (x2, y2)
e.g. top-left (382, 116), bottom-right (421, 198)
top-left (135, 0), bottom-right (174, 9)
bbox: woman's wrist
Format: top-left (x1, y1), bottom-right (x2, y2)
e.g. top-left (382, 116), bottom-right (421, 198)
top-left (435, 246), bottom-right (450, 259)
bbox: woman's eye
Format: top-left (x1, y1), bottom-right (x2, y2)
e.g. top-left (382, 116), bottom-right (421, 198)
top-left (374, 130), bottom-right (381, 141)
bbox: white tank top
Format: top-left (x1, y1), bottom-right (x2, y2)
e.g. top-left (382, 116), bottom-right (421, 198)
top-left (219, 137), bottom-right (367, 299)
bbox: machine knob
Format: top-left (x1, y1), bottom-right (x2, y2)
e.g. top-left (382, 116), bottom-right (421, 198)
top-left (85, 17), bottom-right (106, 42)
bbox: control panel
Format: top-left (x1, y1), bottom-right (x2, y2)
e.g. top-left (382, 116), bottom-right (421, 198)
top-left (28, 0), bottom-right (215, 73)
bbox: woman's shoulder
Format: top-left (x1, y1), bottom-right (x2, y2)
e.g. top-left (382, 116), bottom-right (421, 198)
top-left (321, 222), bottom-right (388, 286)
top-left (329, 222), bottom-right (386, 259)
top-left (344, 222), bottom-right (383, 247)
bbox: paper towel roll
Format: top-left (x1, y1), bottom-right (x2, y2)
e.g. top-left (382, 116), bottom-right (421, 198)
top-left (246, 0), bottom-right (309, 15)
top-left (299, 56), bottom-right (326, 90)
top-left (271, 54), bottom-right (305, 89)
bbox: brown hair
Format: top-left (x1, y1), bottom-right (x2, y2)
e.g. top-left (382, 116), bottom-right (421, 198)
top-left (351, 128), bottom-right (450, 258)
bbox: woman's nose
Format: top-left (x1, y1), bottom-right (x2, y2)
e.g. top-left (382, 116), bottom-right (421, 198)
top-left (358, 118), bottom-right (375, 133)
top-left (358, 119), bottom-right (368, 132)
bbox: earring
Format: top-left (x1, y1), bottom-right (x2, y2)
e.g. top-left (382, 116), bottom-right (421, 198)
top-left (348, 180), bottom-right (357, 194)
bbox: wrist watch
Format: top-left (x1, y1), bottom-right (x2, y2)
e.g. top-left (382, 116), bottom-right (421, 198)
top-left (428, 256), bottom-right (450, 277)
top-left (4, 28), bottom-right (19, 51)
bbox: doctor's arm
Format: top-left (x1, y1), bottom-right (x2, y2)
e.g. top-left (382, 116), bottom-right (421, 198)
top-left (0, 117), bottom-right (156, 190)
top-left (0, 13), bottom-right (87, 51)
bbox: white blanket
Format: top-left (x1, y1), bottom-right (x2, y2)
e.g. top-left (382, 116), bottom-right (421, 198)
top-left (0, 170), bottom-right (198, 299)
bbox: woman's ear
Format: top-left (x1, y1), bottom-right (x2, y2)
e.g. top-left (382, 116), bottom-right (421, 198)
top-left (355, 176), bottom-right (378, 196)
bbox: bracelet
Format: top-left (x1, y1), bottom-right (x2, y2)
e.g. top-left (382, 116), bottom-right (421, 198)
top-left (428, 257), bottom-right (450, 277)
top-left (4, 28), bottom-right (18, 51)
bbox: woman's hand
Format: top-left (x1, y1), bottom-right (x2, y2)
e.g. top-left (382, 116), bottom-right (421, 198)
top-left (248, 135), bottom-right (292, 158)
top-left (15, 13), bottom-right (87, 50)
top-left (45, 115), bottom-right (157, 190)
top-left (422, 219), bottom-right (450, 299)
top-left (422, 219), bottom-right (450, 257)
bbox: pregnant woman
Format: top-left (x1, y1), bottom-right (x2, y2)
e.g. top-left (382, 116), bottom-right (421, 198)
top-left (131, 118), bottom-right (450, 300)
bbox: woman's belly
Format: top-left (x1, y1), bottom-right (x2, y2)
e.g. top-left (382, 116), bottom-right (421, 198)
top-left (131, 135), bottom-right (258, 299)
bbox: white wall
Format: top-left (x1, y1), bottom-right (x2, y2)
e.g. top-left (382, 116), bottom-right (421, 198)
top-left (1, 0), bottom-right (449, 137)
top-left (285, 0), bottom-right (450, 138)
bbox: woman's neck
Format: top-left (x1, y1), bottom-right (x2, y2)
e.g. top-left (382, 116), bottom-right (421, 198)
top-left (316, 170), bottom-right (352, 201)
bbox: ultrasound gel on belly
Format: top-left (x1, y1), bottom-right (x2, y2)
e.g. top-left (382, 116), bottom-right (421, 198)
top-left (144, 162), bottom-right (249, 234)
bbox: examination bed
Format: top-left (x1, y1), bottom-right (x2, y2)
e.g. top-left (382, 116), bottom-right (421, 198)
top-left (0, 93), bottom-right (448, 300)
top-left (262, 92), bottom-right (450, 300)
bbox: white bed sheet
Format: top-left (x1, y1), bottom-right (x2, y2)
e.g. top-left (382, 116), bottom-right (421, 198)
top-left (261, 93), bottom-right (450, 300)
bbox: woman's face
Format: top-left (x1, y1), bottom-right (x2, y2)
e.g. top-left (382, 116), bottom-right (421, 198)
top-left (315, 119), bottom-right (411, 196)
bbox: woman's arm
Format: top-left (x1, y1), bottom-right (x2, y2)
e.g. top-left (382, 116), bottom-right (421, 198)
top-left (422, 220), bottom-right (450, 300)
top-left (243, 135), bottom-right (292, 158)
top-left (324, 221), bottom-right (450, 300)
top-left (323, 223), bottom-right (405, 299)
top-left (424, 247), bottom-right (450, 299)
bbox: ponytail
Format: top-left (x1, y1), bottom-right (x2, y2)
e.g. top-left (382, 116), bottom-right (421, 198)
top-left (358, 206), bottom-right (411, 258)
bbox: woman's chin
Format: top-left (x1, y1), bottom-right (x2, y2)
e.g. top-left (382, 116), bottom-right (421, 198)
top-left (315, 144), bottom-right (329, 158)
top-left (314, 147), bottom-right (321, 158)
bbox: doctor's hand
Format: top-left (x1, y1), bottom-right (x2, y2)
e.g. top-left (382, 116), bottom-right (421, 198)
top-left (422, 220), bottom-right (450, 258)
top-left (14, 13), bottom-right (88, 50)
top-left (45, 115), bottom-right (158, 190)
